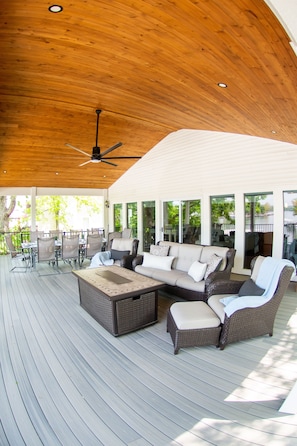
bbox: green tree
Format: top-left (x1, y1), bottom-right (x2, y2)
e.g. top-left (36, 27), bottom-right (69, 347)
top-left (74, 196), bottom-right (101, 215)
top-left (114, 204), bottom-right (122, 232)
top-left (211, 196), bottom-right (235, 225)
top-left (36, 196), bottom-right (68, 230)
top-left (0, 196), bottom-right (16, 232)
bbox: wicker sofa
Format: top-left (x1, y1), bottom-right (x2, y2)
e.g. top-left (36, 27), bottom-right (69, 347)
top-left (132, 241), bottom-right (236, 301)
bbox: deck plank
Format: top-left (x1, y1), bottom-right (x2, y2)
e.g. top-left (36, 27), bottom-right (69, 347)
top-left (1, 254), bottom-right (297, 445)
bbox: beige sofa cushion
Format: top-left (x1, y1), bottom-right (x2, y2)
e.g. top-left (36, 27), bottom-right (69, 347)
top-left (175, 275), bottom-right (206, 292)
top-left (159, 241), bottom-right (203, 272)
top-left (111, 238), bottom-right (134, 253)
top-left (134, 265), bottom-right (185, 286)
top-left (200, 246), bottom-right (229, 271)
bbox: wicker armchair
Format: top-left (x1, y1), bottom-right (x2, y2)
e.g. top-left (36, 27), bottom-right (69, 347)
top-left (207, 257), bottom-right (294, 350)
top-left (167, 256), bottom-right (294, 353)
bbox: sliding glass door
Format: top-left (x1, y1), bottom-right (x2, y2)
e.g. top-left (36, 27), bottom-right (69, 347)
top-left (142, 201), bottom-right (155, 251)
top-left (163, 199), bottom-right (201, 245)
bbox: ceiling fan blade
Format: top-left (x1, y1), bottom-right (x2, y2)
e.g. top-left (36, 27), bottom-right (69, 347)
top-left (101, 159), bottom-right (118, 167)
top-left (79, 160), bottom-right (92, 167)
top-left (100, 142), bottom-right (122, 158)
top-left (66, 143), bottom-right (90, 158)
top-left (103, 156), bottom-right (142, 160)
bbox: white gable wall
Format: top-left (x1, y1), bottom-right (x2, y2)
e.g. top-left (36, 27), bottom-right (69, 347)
top-left (109, 130), bottom-right (297, 274)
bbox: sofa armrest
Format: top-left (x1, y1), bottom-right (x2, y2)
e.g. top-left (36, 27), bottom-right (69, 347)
top-left (207, 279), bottom-right (244, 297)
top-left (205, 248), bottom-right (236, 286)
top-left (224, 248), bottom-right (236, 273)
top-left (132, 254), bottom-right (144, 270)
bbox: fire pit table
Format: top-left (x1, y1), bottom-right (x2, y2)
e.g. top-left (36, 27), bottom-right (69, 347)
top-left (73, 265), bottom-right (164, 336)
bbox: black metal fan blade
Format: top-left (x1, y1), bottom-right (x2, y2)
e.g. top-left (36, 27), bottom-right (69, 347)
top-left (101, 159), bottom-right (118, 167)
top-left (103, 156), bottom-right (142, 160)
top-left (100, 142), bottom-right (123, 158)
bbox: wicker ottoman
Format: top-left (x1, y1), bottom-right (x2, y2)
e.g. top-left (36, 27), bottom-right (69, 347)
top-left (167, 301), bottom-right (222, 354)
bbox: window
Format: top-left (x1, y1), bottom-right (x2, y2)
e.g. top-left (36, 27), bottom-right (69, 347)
top-left (127, 202), bottom-right (137, 237)
top-left (182, 200), bottom-right (201, 244)
top-left (244, 192), bottom-right (273, 268)
top-left (163, 201), bottom-right (179, 243)
top-left (210, 195), bottom-right (235, 248)
top-left (283, 191), bottom-right (297, 266)
top-left (163, 199), bottom-right (201, 245)
top-left (142, 201), bottom-right (155, 251)
top-left (113, 203), bottom-right (122, 232)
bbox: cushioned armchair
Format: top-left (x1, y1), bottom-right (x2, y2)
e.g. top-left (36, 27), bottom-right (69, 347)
top-left (167, 256), bottom-right (294, 353)
top-left (110, 237), bottom-right (139, 269)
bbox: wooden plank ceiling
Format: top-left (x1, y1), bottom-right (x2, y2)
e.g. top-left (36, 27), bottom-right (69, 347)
top-left (1, 0), bottom-right (297, 189)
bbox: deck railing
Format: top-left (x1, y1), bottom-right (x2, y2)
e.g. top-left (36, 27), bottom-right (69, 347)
top-left (0, 229), bottom-right (105, 255)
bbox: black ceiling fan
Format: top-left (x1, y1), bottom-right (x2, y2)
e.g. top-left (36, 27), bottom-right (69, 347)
top-left (66, 109), bottom-right (141, 167)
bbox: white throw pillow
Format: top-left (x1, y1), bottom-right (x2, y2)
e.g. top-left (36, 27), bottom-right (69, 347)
top-left (204, 254), bottom-right (223, 279)
top-left (188, 261), bottom-right (207, 282)
top-left (142, 253), bottom-right (174, 271)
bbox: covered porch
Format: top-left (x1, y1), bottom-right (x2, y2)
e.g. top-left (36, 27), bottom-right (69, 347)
top-left (1, 254), bottom-right (297, 445)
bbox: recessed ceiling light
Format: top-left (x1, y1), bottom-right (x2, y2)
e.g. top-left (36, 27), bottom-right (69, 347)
top-left (55, 172), bottom-right (59, 175)
top-left (3, 170), bottom-right (7, 174)
top-left (49, 5), bottom-right (63, 13)
top-left (271, 130), bottom-right (277, 134)
top-left (218, 83), bottom-right (228, 88)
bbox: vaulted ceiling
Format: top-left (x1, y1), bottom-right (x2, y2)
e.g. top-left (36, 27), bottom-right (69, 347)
top-left (1, 0), bottom-right (297, 189)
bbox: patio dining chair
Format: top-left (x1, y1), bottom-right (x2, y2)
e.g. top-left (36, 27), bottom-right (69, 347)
top-left (84, 233), bottom-right (103, 260)
top-left (61, 234), bottom-right (80, 269)
top-left (5, 234), bottom-right (30, 272)
top-left (36, 237), bottom-right (58, 275)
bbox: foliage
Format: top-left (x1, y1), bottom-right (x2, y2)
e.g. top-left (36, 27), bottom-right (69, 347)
top-left (244, 194), bottom-right (268, 215)
top-left (36, 196), bottom-right (102, 230)
top-left (127, 202), bottom-right (137, 236)
top-left (165, 202), bottom-right (179, 226)
top-left (113, 203), bottom-right (122, 232)
top-left (183, 200), bottom-right (201, 227)
top-left (211, 196), bottom-right (235, 225)
top-left (36, 196), bottom-right (68, 230)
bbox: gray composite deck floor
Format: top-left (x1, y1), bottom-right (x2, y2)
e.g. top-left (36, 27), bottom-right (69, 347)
top-left (1, 254), bottom-right (297, 446)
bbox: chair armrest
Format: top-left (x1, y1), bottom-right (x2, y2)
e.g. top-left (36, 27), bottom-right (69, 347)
top-left (207, 279), bottom-right (245, 297)
top-left (120, 254), bottom-right (135, 270)
top-left (132, 255), bottom-right (144, 270)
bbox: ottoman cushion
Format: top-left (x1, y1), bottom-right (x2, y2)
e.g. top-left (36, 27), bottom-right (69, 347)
top-left (170, 301), bottom-right (220, 330)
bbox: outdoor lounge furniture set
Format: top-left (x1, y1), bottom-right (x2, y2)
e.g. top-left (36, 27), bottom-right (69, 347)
top-left (132, 241), bottom-right (236, 301)
top-left (72, 237), bottom-right (294, 354)
top-left (132, 242), bottom-right (294, 354)
top-left (167, 256), bottom-right (294, 353)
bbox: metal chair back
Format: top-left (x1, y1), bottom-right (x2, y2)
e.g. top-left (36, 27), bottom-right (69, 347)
top-left (61, 235), bottom-right (80, 262)
top-left (85, 234), bottom-right (103, 259)
top-left (37, 237), bottom-right (56, 262)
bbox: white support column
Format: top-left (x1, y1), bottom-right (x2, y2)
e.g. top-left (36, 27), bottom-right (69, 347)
top-left (31, 187), bottom-right (37, 231)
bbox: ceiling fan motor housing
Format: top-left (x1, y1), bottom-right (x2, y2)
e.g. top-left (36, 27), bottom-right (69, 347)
top-left (92, 146), bottom-right (101, 161)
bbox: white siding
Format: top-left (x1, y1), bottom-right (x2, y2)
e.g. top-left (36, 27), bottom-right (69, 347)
top-left (109, 130), bottom-right (297, 273)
